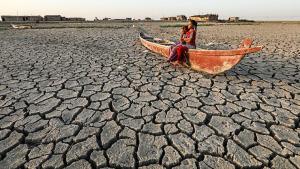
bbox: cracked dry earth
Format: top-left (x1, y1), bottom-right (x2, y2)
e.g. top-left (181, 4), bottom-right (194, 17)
top-left (0, 23), bottom-right (299, 169)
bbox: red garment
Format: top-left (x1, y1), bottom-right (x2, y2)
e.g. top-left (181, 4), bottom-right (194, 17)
top-left (176, 45), bottom-right (188, 61)
top-left (186, 28), bottom-right (196, 47)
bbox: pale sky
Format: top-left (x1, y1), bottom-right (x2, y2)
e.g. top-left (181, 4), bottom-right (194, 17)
top-left (1, 0), bottom-right (300, 21)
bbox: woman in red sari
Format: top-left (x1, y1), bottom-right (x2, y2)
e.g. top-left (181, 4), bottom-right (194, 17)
top-left (168, 20), bottom-right (198, 65)
top-left (181, 20), bottom-right (197, 49)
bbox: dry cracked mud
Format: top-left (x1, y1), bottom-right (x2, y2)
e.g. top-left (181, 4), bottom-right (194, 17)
top-left (0, 22), bottom-right (299, 169)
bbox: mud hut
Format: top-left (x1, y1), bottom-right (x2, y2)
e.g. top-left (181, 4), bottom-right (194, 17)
top-left (189, 14), bottom-right (219, 22)
top-left (168, 17), bottom-right (177, 21)
top-left (176, 15), bottom-right (187, 21)
top-left (68, 17), bottom-right (86, 22)
top-left (160, 17), bottom-right (168, 21)
top-left (44, 15), bottom-right (62, 21)
top-left (229, 17), bottom-right (239, 22)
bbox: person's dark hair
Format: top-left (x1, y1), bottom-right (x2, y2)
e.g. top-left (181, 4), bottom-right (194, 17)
top-left (182, 25), bottom-right (189, 32)
top-left (189, 19), bottom-right (198, 30)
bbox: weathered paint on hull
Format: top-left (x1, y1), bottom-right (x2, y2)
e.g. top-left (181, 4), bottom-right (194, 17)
top-left (139, 34), bottom-right (263, 74)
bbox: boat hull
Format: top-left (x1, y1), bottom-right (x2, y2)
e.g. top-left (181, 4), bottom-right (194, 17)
top-left (139, 33), bottom-right (263, 74)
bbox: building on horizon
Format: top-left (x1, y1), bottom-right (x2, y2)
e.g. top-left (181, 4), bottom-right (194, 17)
top-left (68, 17), bottom-right (86, 22)
top-left (160, 17), bottom-right (168, 21)
top-left (27, 16), bottom-right (43, 22)
top-left (1, 16), bottom-right (24, 22)
top-left (145, 17), bottom-right (152, 21)
top-left (44, 15), bottom-right (62, 21)
top-left (1, 15), bottom-right (86, 22)
top-left (176, 15), bottom-right (187, 21)
top-left (229, 17), bottom-right (239, 22)
top-left (189, 14), bottom-right (219, 22)
top-left (168, 17), bottom-right (177, 21)
top-left (61, 17), bottom-right (68, 21)
top-left (103, 18), bottom-right (111, 21)
top-left (160, 15), bottom-right (187, 21)
top-left (112, 19), bottom-right (127, 21)
top-left (1, 15), bottom-right (43, 22)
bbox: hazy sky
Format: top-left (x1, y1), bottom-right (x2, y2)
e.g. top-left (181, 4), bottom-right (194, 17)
top-left (1, 0), bottom-right (300, 20)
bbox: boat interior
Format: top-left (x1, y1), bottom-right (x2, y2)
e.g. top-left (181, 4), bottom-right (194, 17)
top-left (140, 33), bottom-right (175, 46)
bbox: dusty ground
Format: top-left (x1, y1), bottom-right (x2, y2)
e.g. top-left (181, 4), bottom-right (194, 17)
top-left (0, 22), bottom-right (299, 169)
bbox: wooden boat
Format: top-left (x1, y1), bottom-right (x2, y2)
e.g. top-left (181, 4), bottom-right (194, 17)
top-left (139, 33), bottom-right (263, 74)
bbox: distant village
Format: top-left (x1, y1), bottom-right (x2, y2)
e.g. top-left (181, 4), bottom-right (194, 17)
top-left (0, 14), bottom-right (250, 23)
top-left (0, 15), bottom-right (85, 22)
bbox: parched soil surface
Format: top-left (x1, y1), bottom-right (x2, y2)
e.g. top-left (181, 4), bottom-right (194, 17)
top-left (0, 22), bottom-right (299, 169)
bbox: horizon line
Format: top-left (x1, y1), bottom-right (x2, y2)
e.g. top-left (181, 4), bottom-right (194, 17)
top-left (1, 14), bottom-right (300, 22)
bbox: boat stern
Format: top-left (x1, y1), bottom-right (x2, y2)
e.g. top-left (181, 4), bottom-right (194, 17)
top-left (240, 38), bottom-right (253, 48)
top-left (240, 38), bottom-right (264, 52)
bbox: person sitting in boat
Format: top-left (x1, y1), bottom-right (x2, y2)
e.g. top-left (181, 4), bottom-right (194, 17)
top-left (168, 20), bottom-right (198, 65)
top-left (168, 25), bottom-right (189, 62)
top-left (182, 19), bottom-right (197, 49)
top-left (180, 25), bottom-right (189, 45)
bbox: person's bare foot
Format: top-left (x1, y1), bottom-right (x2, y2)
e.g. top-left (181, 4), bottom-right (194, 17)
top-left (182, 62), bottom-right (189, 67)
top-left (170, 61), bottom-right (180, 66)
